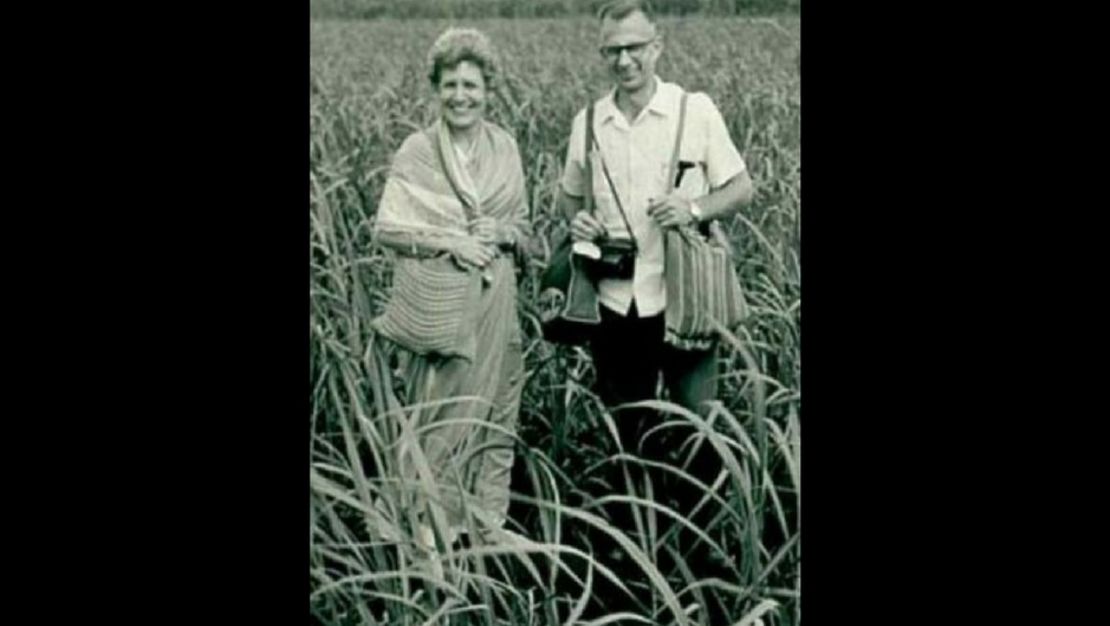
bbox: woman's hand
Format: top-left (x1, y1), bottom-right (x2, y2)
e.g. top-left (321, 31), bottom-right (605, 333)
top-left (452, 236), bottom-right (497, 269)
top-left (471, 216), bottom-right (519, 250)
top-left (469, 217), bottom-right (498, 245)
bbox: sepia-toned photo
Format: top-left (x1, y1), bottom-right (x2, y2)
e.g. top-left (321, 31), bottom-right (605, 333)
top-left (310, 1), bottom-right (800, 623)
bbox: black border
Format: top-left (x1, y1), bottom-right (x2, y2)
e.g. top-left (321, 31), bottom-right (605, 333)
top-left (76, 1), bottom-right (312, 620)
top-left (62, 0), bottom-right (1035, 622)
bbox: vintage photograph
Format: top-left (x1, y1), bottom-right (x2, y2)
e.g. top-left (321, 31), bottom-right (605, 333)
top-left (310, 1), bottom-right (800, 624)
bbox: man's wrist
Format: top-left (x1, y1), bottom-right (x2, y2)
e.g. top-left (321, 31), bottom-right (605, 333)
top-left (689, 199), bottom-right (705, 224)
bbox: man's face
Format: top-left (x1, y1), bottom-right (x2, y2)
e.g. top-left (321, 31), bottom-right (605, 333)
top-left (599, 11), bottom-right (662, 94)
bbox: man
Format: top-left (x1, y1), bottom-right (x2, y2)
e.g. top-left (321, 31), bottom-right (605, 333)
top-left (559, 0), bottom-right (753, 456)
top-left (557, 4), bottom-right (755, 619)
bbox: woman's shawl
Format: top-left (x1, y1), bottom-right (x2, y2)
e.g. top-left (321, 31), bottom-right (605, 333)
top-left (374, 120), bottom-right (531, 249)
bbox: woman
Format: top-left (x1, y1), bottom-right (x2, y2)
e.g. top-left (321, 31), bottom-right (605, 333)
top-left (370, 28), bottom-right (533, 546)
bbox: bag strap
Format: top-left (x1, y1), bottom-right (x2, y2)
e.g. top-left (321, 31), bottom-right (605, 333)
top-left (429, 126), bottom-right (490, 275)
top-left (583, 102), bottom-right (595, 216)
top-left (667, 92), bottom-right (689, 191)
top-left (430, 126), bottom-right (479, 225)
top-left (665, 92), bottom-right (709, 241)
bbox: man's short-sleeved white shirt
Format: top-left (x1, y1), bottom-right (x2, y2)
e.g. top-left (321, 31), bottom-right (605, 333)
top-left (561, 77), bottom-right (746, 317)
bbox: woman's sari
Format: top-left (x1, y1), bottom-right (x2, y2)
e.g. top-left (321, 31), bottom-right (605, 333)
top-left (372, 119), bottom-right (532, 533)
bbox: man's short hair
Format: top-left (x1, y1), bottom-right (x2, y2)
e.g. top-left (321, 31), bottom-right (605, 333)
top-left (597, 0), bottom-right (655, 23)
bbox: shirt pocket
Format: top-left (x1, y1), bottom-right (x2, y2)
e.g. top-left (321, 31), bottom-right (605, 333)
top-left (673, 154), bottom-right (708, 199)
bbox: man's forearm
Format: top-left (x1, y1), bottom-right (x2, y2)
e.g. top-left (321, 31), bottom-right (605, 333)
top-left (558, 190), bottom-right (585, 222)
top-left (693, 169), bottom-right (754, 222)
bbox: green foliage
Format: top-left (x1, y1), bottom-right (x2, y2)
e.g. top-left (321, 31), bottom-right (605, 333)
top-left (311, 15), bottom-right (800, 626)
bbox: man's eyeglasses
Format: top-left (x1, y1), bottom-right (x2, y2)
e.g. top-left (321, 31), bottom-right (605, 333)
top-left (599, 39), bottom-right (655, 61)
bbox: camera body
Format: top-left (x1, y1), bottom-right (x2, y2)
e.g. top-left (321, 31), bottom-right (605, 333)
top-left (589, 236), bottom-right (637, 280)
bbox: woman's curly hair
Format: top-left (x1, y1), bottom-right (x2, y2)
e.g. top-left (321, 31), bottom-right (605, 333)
top-left (426, 27), bottom-right (501, 90)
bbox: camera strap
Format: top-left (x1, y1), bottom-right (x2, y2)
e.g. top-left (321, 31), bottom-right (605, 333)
top-left (590, 90), bottom-right (690, 250)
top-left (591, 134), bottom-right (639, 250)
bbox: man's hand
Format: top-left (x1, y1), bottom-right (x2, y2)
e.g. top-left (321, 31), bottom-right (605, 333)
top-left (646, 194), bottom-right (695, 229)
top-left (571, 211), bottom-right (606, 243)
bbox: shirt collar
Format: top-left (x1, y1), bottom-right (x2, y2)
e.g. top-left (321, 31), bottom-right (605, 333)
top-left (597, 76), bottom-right (679, 125)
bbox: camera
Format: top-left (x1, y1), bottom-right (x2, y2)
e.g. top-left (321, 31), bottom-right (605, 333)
top-left (589, 236), bottom-right (637, 280)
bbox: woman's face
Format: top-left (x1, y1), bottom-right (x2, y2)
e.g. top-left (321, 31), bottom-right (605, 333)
top-left (438, 60), bottom-right (487, 132)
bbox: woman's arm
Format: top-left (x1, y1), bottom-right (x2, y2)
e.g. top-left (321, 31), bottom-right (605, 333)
top-left (500, 141), bottom-right (541, 262)
top-left (374, 228), bottom-right (463, 258)
top-left (376, 228), bottom-right (497, 270)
